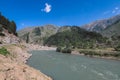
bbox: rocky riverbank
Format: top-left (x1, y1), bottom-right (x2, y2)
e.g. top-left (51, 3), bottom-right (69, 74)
top-left (0, 44), bottom-right (52, 80)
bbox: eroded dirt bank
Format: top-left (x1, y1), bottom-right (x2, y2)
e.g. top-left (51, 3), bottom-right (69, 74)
top-left (0, 44), bottom-right (52, 80)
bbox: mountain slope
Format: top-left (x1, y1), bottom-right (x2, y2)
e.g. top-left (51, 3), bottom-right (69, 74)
top-left (101, 20), bottom-right (120, 37)
top-left (18, 25), bottom-right (58, 44)
top-left (18, 25), bottom-right (106, 48)
top-left (44, 26), bottom-right (106, 48)
top-left (18, 14), bottom-right (120, 47)
top-left (83, 14), bottom-right (120, 33)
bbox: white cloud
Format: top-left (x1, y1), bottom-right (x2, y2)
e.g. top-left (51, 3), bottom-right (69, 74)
top-left (103, 7), bottom-right (120, 15)
top-left (115, 7), bottom-right (119, 10)
top-left (41, 3), bottom-right (52, 13)
top-left (103, 11), bottom-right (110, 15)
top-left (112, 7), bottom-right (120, 14)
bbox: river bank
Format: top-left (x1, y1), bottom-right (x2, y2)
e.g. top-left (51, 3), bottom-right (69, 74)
top-left (0, 44), bottom-right (52, 80)
top-left (71, 48), bottom-right (120, 61)
top-left (24, 43), bottom-right (56, 51)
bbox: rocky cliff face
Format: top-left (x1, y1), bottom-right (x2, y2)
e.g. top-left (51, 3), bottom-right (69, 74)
top-left (0, 44), bottom-right (52, 80)
top-left (18, 25), bottom-right (58, 45)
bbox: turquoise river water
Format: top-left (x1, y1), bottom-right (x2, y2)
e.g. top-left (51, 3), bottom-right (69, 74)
top-left (27, 50), bottom-right (120, 80)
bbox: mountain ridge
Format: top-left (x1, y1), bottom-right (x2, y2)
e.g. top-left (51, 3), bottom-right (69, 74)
top-left (82, 14), bottom-right (120, 32)
top-left (18, 14), bottom-right (120, 46)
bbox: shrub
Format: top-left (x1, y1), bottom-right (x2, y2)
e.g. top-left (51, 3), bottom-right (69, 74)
top-left (61, 48), bottom-right (70, 53)
top-left (56, 47), bottom-right (62, 52)
top-left (56, 47), bottom-right (72, 53)
top-left (0, 47), bottom-right (10, 56)
top-left (62, 47), bottom-right (72, 53)
top-left (66, 48), bottom-right (72, 53)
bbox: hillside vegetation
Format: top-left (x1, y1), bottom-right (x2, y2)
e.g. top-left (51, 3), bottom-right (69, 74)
top-left (0, 13), bottom-right (17, 36)
top-left (45, 26), bottom-right (107, 48)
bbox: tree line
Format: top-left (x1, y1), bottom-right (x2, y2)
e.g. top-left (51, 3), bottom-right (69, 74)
top-left (0, 12), bottom-right (17, 36)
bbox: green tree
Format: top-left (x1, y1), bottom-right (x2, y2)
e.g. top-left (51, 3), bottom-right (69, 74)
top-left (9, 21), bottom-right (17, 35)
top-left (0, 13), bottom-right (17, 36)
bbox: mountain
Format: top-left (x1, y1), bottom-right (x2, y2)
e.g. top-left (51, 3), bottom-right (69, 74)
top-left (17, 25), bottom-right (58, 45)
top-left (83, 14), bottom-right (120, 34)
top-left (18, 14), bottom-right (120, 47)
top-left (101, 20), bottom-right (120, 37)
top-left (44, 26), bottom-right (106, 48)
top-left (57, 26), bottom-right (71, 32)
top-left (18, 25), bottom-right (106, 48)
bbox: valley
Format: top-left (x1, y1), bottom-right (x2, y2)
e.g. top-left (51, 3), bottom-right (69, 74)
top-left (18, 14), bottom-right (120, 60)
top-left (0, 5), bottom-right (120, 80)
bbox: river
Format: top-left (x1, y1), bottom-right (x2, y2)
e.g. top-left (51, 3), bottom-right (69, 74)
top-left (27, 50), bottom-right (120, 80)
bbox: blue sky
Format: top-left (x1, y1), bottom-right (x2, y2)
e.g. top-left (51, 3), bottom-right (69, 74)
top-left (0, 0), bottom-right (120, 30)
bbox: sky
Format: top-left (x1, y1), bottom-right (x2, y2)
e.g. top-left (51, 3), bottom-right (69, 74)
top-left (0, 0), bottom-right (120, 30)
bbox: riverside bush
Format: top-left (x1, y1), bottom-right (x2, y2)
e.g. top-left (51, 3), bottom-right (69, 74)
top-left (56, 47), bottom-right (62, 52)
top-left (62, 48), bottom-right (71, 53)
top-left (56, 47), bottom-right (72, 53)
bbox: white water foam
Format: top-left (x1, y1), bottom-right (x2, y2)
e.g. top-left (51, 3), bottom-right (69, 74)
top-left (91, 69), bottom-right (108, 80)
top-left (105, 71), bottom-right (120, 80)
top-left (81, 64), bottom-right (87, 69)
